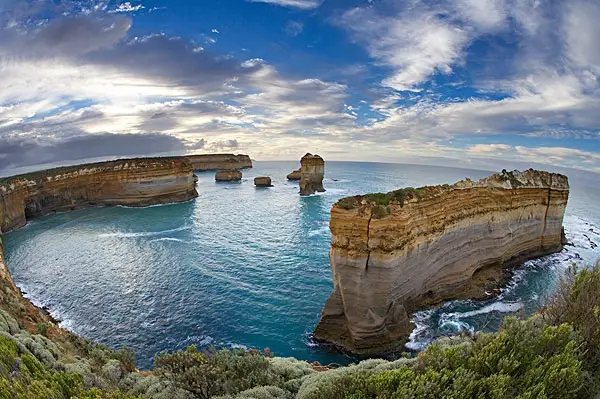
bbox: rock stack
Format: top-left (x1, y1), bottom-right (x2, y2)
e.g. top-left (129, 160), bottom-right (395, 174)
top-left (299, 154), bottom-right (325, 196)
top-left (254, 177), bottom-right (273, 187)
top-left (215, 169), bottom-right (242, 182)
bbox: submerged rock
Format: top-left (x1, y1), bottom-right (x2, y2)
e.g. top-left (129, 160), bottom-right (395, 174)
top-left (254, 176), bottom-right (273, 187)
top-left (286, 169), bottom-right (301, 181)
top-left (215, 169), bottom-right (242, 182)
top-left (299, 154), bottom-right (325, 196)
top-left (313, 169), bottom-right (570, 355)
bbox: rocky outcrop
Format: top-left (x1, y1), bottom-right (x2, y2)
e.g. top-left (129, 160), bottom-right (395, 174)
top-left (186, 154), bottom-right (252, 171)
top-left (0, 157), bottom-right (198, 234)
top-left (287, 169), bottom-right (301, 181)
top-left (215, 169), bottom-right (242, 182)
top-left (313, 169), bottom-right (569, 355)
top-left (299, 154), bottom-right (325, 195)
top-left (254, 177), bottom-right (273, 187)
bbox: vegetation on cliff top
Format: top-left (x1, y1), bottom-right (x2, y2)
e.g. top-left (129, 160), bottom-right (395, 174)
top-left (336, 186), bottom-right (450, 210)
top-left (1, 263), bottom-right (600, 398)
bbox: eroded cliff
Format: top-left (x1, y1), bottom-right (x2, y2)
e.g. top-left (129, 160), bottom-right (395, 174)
top-left (313, 169), bottom-right (569, 354)
top-left (187, 154), bottom-right (252, 171)
top-left (0, 157), bottom-right (198, 233)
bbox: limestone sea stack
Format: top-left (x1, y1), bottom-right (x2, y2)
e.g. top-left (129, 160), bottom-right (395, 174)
top-left (313, 169), bottom-right (569, 355)
top-left (254, 177), bottom-right (273, 187)
top-left (299, 153), bottom-right (325, 195)
top-left (186, 154), bottom-right (252, 171)
top-left (0, 157), bottom-right (198, 233)
top-left (215, 169), bottom-right (242, 182)
top-left (287, 169), bottom-right (301, 181)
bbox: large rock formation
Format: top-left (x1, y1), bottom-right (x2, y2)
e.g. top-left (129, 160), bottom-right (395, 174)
top-left (0, 157), bottom-right (198, 234)
top-left (313, 169), bottom-right (569, 355)
top-left (215, 169), bottom-right (242, 182)
top-left (186, 154), bottom-right (252, 171)
top-left (299, 154), bottom-right (325, 195)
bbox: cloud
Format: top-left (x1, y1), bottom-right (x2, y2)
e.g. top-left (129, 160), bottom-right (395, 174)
top-left (111, 2), bottom-right (145, 13)
top-left (246, 0), bottom-right (323, 9)
top-left (285, 20), bottom-right (304, 36)
top-left (337, 3), bottom-right (469, 91)
top-left (0, 133), bottom-right (191, 171)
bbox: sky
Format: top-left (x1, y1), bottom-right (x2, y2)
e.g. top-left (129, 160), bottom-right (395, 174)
top-left (1, 0), bottom-right (600, 176)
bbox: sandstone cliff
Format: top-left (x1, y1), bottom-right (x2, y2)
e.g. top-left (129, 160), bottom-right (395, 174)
top-left (299, 154), bottom-right (325, 195)
top-left (0, 157), bottom-right (198, 233)
top-left (313, 169), bottom-right (569, 355)
top-left (186, 154), bottom-right (252, 171)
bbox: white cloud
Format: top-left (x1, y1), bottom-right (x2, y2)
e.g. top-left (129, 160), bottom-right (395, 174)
top-left (111, 2), bottom-right (145, 13)
top-left (285, 20), bottom-right (303, 36)
top-left (246, 0), bottom-right (323, 9)
top-left (338, 4), bottom-right (469, 90)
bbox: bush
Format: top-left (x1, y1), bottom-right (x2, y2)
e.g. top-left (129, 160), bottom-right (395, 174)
top-left (544, 264), bottom-right (600, 375)
top-left (295, 317), bottom-right (587, 399)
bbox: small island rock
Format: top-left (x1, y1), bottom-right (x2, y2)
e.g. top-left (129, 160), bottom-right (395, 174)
top-left (254, 176), bottom-right (273, 187)
top-left (299, 153), bottom-right (325, 195)
top-left (215, 169), bottom-right (242, 181)
top-left (286, 169), bottom-right (301, 181)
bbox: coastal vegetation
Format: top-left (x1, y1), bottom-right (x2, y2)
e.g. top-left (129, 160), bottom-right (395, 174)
top-left (1, 265), bottom-right (599, 398)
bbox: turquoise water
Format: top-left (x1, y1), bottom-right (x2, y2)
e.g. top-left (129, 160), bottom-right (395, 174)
top-left (3, 161), bottom-right (600, 369)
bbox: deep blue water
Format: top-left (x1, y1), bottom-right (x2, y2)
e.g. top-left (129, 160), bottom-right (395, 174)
top-left (3, 161), bottom-right (600, 369)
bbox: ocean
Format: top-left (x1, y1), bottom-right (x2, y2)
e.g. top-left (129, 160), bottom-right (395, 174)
top-left (3, 161), bottom-right (599, 369)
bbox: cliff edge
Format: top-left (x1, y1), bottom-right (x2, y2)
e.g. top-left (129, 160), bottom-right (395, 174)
top-left (313, 169), bottom-right (569, 355)
top-left (0, 157), bottom-right (198, 233)
top-left (186, 154), bottom-right (252, 171)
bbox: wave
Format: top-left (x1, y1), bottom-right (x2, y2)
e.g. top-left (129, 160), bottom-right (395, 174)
top-left (308, 226), bottom-right (329, 237)
top-left (441, 301), bottom-right (523, 321)
top-left (99, 225), bottom-right (191, 238)
top-left (149, 237), bottom-right (188, 243)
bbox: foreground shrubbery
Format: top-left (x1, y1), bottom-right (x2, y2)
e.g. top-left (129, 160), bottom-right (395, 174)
top-left (2, 265), bottom-right (600, 398)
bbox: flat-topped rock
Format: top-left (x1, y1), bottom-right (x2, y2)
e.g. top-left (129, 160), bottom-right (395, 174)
top-left (299, 153), bottom-right (325, 195)
top-left (287, 169), bottom-right (301, 181)
top-left (314, 169), bottom-right (569, 355)
top-left (186, 154), bottom-right (252, 171)
top-left (254, 176), bottom-right (272, 187)
top-left (215, 169), bottom-right (242, 181)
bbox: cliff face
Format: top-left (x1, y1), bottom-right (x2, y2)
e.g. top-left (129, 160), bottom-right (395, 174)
top-left (299, 154), bottom-right (325, 195)
top-left (186, 154), bottom-right (252, 171)
top-left (314, 169), bottom-right (569, 354)
top-left (0, 157), bottom-right (198, 233)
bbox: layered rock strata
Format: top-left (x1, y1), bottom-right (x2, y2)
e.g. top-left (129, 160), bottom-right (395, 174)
top-left (314, 169), bottom-right (569, 355)
top-left (254, 177), bottom-right (273, 187)
top-left (215, 169), bottom-right (242, 182)
top-left (299, 154), bottom-right (325, 195)
top-left (187, 154), bottom-right (252, 171)
top-left (287, 169), bottom-right (301, 181)
top-left (0, 157), bottom-right (198, 234)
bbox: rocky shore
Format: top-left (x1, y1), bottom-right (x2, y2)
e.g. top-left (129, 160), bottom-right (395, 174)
top-left (313, 169), bottom-right (570, 355)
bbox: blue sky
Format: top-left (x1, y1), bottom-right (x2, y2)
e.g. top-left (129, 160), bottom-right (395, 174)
top-left (0, 0), bottom-right (599, 174)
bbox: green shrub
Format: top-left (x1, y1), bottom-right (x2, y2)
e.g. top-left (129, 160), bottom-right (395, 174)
top-left (544, 264), bottom-right (600, 376)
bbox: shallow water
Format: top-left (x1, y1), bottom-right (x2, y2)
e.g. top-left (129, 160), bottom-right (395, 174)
top-left (3, 161), bottom-right (599, 368)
